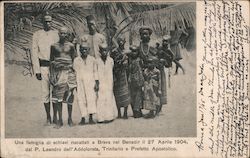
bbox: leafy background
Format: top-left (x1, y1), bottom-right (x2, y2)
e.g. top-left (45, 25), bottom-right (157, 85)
top-left (4, 2), bottom-right (196, 72)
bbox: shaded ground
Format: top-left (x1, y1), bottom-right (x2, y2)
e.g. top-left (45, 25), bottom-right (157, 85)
top-left (5, 49), bottom-right (196, 138)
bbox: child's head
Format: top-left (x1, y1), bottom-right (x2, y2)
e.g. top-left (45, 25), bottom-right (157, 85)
top-left (155, 42), bottom-right (160, 49)
top-left (129, 45), bottom-right (138, 59)
top-left (146, 56), bottom-right (158, 70)
top-left (117, 36), bottom-right (126, 48)
top-left (162, 35), bottom-right (171, 47)
top-left (100, 47), bottom-right (108, 61)
top-left (79, 42), bottom-right (90, 59)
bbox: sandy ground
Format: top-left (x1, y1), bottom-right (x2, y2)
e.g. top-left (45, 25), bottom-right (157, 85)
top-left (5, 49), bottom-right (196, 138)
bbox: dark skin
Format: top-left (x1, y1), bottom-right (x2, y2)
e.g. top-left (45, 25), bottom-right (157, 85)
top-left (140, 30), bottom-right (151, 43)
top-left (140, 30), bottom-right (151, 55)
top-left (158, 40), bottom-right (174, 68)
top-left (144, 61), bottom-right (162, 119)
top-left (139, 29), bottom-right (158, 70)
top-left (114, 39), bottom-right (128, 119)
top-left (87, 20), bottom-right (97, 35)
top-left (128, 48), bottom-right (144, 118)
top-left (100, 48), bottom-right (108, 62)
top-left (50, 28), bottom-right (77, 61)
top-left (50, 28), bottom-right (77, 128)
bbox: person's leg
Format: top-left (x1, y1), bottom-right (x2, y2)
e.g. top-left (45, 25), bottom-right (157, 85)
top-left (52, 103), bottom-right (57, 124)
top-left (144, 110), bottom-right (155, 119)
top-left (174, 60), bottom-right (179, 74)
top-left (117, 107), bottom-right (122, 118)
top-left (132, 88), bottom-right (143, 118)
top-left (174, 60), bottom-right (185, 74)
top-left (79, 117), bottom-right (86, 125)
top-left (44, 102), bottom-right (51, 125)
top-left (89, 114), bottom-right (95, 124)
top-left (123, 106), bottom-right (128, 119)
top-left (52, 103), bottom-right (58, 124)
top-left (41, 67), bottom-right (51, 125)
top-left (65, 89), bottom-right (74, 126)
top-left (67, 104), bottom-right (73, 126)
top-left (155, 104), bottom-right (161, 116)
top-left (57, 102), bottom-right (63, 128)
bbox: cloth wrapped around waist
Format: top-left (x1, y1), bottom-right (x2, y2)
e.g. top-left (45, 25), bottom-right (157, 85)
top-left (50, 57), bottom-right (76, 89)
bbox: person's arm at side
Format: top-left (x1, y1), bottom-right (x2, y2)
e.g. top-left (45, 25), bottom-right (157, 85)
top-left (71, 43), bottom-right (78, 61)
top-left (50, 45), bottom-right (55, 63)
top-left (93, 58), bottom-right (99, 92)
top-left (31, 32), bottom-right (41, 80)
top-left (158, 70), bottom-right (162, 96)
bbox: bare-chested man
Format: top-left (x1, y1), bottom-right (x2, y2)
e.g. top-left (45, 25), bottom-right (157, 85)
top-left (50, 27), bottom-right (78, 128)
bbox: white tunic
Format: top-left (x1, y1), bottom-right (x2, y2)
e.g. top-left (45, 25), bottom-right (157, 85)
top-left (32, 29), bottom-right (59, 74)
top-left (31, 29), bottom-right (59, 103)
top-left (96, 57), bottom-right (118, 122)
top-left (73, 56), bottom-right (98, 117)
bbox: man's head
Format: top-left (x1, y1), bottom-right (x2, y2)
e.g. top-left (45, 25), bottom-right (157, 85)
top-left (79, 41), bottom-right (90, 59)
top-left (117, 36), bottom-right (126, 49)
top-left (86, 15), bottom-right (97, 35)
top-left (139, 26), bottom-right (152, 43)
top-left (58, 27), bottom-right (68, 42)
top-left (43, 15), bottom-right (52, 31)
top-left (162, 35), bottom-right (171, 47)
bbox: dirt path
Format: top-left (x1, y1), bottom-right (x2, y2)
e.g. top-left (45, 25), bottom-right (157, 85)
top-left (5, 50), bottom-right (196, 138)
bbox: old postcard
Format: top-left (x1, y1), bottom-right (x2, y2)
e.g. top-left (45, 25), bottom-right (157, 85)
top-left (0, 0), bottom-right (249, 158)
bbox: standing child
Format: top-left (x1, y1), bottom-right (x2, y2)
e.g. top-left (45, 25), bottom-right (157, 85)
top-left (128, 45), bottom-right (144, 118)
top-left (156, 35), bottom-right (174, 114)
top-left (111, 37), bottom-right (130, 119)
top-left (73, 42), bottom-right (99, 125)
top-left (143, 57), bottom-right (162, 119)
top-left (96, 47), bottom-right (118, 123)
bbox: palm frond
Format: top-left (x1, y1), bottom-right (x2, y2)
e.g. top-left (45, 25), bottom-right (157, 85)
top-left (4, 2), bottom-right (88, 64)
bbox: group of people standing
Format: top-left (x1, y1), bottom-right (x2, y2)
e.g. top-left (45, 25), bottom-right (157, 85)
top-left (32, 14), bottom-right (187, 128)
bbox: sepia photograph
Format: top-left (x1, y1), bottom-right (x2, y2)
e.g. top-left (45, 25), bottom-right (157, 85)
top-left (4, 2), bottom-right (196, 138)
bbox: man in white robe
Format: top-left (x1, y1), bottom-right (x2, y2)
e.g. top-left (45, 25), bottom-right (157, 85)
top-left (73, 42), bottom-right (99, 125)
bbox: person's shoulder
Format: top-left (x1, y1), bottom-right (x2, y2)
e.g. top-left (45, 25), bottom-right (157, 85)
top-left (51, 42), bottom-right (58, 47)
top-left (136, 58), bottom-right (141, 62)
top-left (96, 33), bottom-right (106, 39)
top-left (144, 68), bottom-right (149, 73)
top-left (53, 29), bottom-right (59, 33)
top-left (65, 41), bottom-right (74, 47)
top-left (154, 68), bottom-right (160, 73)
top-left (88, 56), bottom-right (96, 61)
top-left (80, 34), bottom-right (89, 43)
top-left (74, 56), bottom-right (82, 63)
top-left (108, 56), bottom-right (114, 63)
top-left (33, 29), bottom-right (44, 35)
top-left (50, 29), bottom-right (59, 34)
top-left (149, 46), bottom-right (157, 53)
top-left (74, 56), bottom-right (81, 61)
top-left (81, 34), bottom-right (89, 38)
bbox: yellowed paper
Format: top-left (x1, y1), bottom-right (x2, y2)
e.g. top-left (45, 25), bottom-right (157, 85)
top-left (0, 1), bottom-right (249, 158)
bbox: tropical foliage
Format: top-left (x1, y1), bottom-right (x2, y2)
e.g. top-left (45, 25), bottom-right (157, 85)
top-left (4, 2), bottom-right (195, 64)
